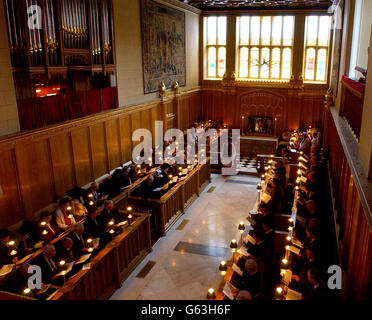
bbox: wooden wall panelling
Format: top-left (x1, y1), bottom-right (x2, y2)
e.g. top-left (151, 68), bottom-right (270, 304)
top-left (201, 87), bottom-right (326, 134)
top-left (119, 115), bottom-right (132, 164)
top-left (89, 122), bottom-right (109, 179)
top-left (130, 112), bottom-right (142, 148)
top-left (0, 88), bottom-right (203, 229)
top-left (325, 107), bottom-right (372, 299)
top-left (71, 127), bottom-right (93, 186)
top-left (15, 140), bottom-right (56, 220)
top-left (141, 108), bottom-right (152, 134)
top-left (105, 118), bottom-right (122, 171)
top-left (151, 103), bottom-right (163, 145)
top-left (0, 149), bottom-right (23, 228)
top-left (49, 133), bottom-right (76, 198)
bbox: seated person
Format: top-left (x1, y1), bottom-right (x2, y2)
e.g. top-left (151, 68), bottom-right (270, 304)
top-left (290, 247), bottom-right (322, 295)
top-left (311, 132), bottom-right (320, 150)
top-left (16, 220), bottom-right (37, 258)
top-left (305, 266), bottom-right (335, 300)
top-left (56, 237), bottom-right (79, 263)
top-left (154, 163), bottom-right (170, 188)
top-left (271, 177), bottom-right (285, 213)
top-left (54, 197), bottom-right (76, 232)
top-left (84, 182), bottom-right (100, 206)
top-left (252, 203), bottom-right (272, 230)
top-left (0, 229), bottom-right (17, 266)
top-left (303, 226), bottom-right (321, 250)
top-left (35, 244), bottom-right (60, 285)
top-left (299, 133), bottom-right (311, 154)
top-left (232, 259), bottom-right (261, 297)
top-left (98, 200), bottom-right (127, 236)
top-left (120, 166), bottom-right (133, 189)
top-left (0, 263), bottom-right (32, 296)
top-left (131, 175), bottom-right (157, 200)
top-left (97, 200), bottom-right (115, 227)
top-left (70, 223), bottom-right (89, 255)
top-left (83, 206), bottom-right (102, 240)
top-left (38, 211), bottom-right (58, 243)
top-left (247, 230), bottom-right (266, 260)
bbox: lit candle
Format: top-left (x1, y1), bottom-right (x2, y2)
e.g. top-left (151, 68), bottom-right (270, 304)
top-left (87, 238), bottom-right (93, 252)
top-left (206, 288), bottom-right (216, 300)
top-left (238, 222), bottom-right (245, 234)
top-left (219, 261), bottom-right (227, 275)
top-left (230, 239), bottom-right (237, 252)
top-left (23, 288), bottom-right (31, 296)
top-left (275, 286), bottom-right (284, 300)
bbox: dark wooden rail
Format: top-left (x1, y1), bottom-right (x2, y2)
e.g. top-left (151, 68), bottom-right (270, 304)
top-left (129, 160), bottom-right (211, 236)
top-left (339, 76), bottom-right (365, 140)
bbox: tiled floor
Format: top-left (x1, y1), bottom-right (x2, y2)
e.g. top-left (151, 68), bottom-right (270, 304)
top-left (110, 173), bottom-right (259, 300)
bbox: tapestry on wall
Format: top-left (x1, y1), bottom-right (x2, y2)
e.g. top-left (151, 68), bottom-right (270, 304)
top-left (140, 0), bottom-right (186, 94)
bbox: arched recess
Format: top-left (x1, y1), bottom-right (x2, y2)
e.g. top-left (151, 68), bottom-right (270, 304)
top-left (237, 90), bottom-right (287, 137)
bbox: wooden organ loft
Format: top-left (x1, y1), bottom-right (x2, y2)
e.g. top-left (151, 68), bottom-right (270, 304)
top-left (3, 0), bottom-right (116, 100)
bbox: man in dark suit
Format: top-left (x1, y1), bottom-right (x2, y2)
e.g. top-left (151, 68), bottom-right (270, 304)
top-left (83, 206), bottom-right (102, 240)
top-left (290, 247), bottom-right (322, 295)
top-left (0, 229), bottom-right (17, 267)
top-left (120, 166), bottom-right (132, 189)
top-left (70, 223), bottom-right (89, 255)
top-left (84, 182), bottom-right (100, 207)
top-left (305, 266), bottom-right (335, 300)
top-left (248, 230), bottom-right (266, 260)
top-left (132, 175), bottom-right (158, 200)
top-left (233, 259), bottom-right (261, 297)
top-left (56, 237), bottom-right (79, 263)
top-left (35, 244), bottom-right (59, 285)
top-left (154, 163), bottom-right (170, 188)
top-left (97, 200), bottom-right (115, 226)
top-left (303, 226), bottom-right (321, 250)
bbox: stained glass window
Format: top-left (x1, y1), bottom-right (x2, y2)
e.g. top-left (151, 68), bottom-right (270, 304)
top-left (237, 16), bottom-right (294, 81)
top-left (303, 16), bottom-right (331, 83)
top-left (204, 16), bottom-right (227, 79)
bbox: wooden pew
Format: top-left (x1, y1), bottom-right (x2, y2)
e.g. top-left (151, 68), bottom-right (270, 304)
top-left (48, 212), bottom-right (151, 300)
top-left (128, 159), bottom-right (211, 236)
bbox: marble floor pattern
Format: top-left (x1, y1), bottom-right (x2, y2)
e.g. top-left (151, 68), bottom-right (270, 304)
top-left (110, 173), bottom-right (260, 300)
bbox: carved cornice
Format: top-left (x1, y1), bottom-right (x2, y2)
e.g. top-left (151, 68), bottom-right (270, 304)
top-left (159, 0), bottom-right (202, 14)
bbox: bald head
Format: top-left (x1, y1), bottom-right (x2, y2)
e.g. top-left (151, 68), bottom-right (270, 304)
top-left (61, 237), bottom-right (73, 249)
top-left (236, 290), bottom-right (252, 300)
top-left (104, 200), bottom-right (114, 210)
top-left (43, 244), bottom-right (56, 259)
top-left (245, 259), bottom-right (258, 275)
top-left (73, 223), bottom-right (84, 235)
top-left (306, 200), bottom-right (317, 213)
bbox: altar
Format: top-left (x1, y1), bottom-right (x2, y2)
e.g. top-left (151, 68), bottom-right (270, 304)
top-left (239, 135), bottom-right (278, 158)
